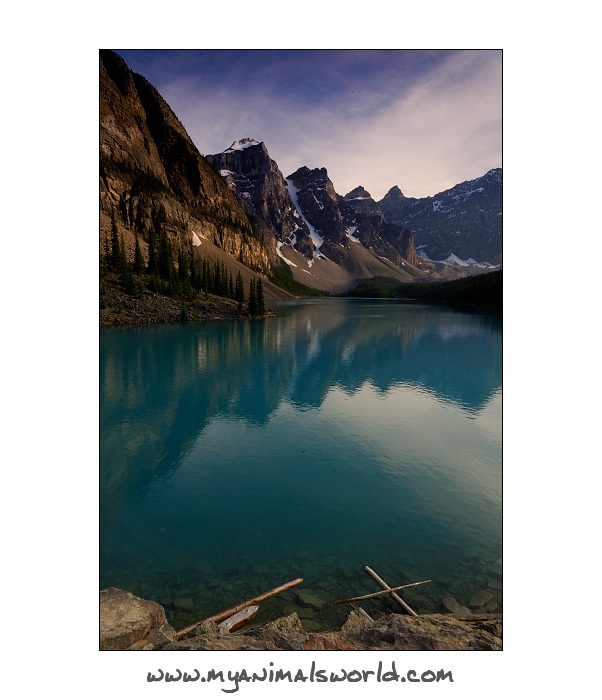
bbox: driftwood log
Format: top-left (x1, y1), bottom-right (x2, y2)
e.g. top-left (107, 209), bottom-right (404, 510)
top-left (218, 605), bottom-right (259, 632)
top-left (334, 579), bottom-right (431, 605)
top-left (176, 578), bottom-right (303, 640)
top-left (364, 566), bottom-right (418, 616)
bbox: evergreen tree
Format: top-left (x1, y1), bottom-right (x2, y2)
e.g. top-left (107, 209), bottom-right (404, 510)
top-left (190, 257), bottom-right (200, 291)
top-left (121, 259), bottom-right (136, 295)
top-left (203, 259), bottom-right (210, 292)
top-left (110, 212), bottom-right (124, 272)
top-left (101, 237), bottom-right (111, 273)
top-left (248, 278), bottom-right (258, 316)
top-left (219, 261), bottom-right (228, 296)
top-left (212, 260), bottom-right (220, 295)
top-left (147, 227), bottom-right (158, 276)
top-left (133, 233), bottom-right (145, 274)
top-left (157, 221), bottom-right (174, 281)
top-left (177, 247), bottom-right (189, 283)
top-left (256, 277), bottom-right (265, 315)
top-left (228, 271), bottom-right (234, 299)
top-left (119, 234), bottom-right (128, 273)
top-left (235, 271), bottom-right (245, 309)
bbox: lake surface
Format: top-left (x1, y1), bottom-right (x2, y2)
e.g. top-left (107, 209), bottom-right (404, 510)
top-left (100, 299), bottom-right (502, 631)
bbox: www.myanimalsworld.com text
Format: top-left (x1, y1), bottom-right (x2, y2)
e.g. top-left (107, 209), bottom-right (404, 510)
top-left (147, 660), bottom-right (454, 692)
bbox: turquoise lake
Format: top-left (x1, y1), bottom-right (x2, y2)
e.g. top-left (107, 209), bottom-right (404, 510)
top-left (100, 299), bottom-right (502, 631)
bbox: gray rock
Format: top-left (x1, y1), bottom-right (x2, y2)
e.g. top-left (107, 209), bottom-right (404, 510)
top-left (265, 613), bottom-right (304, 632)
top-left (340, 610), bottom-right (373, 632)
top-left (100, 587), bottom-right (177, 650)
top-left (193, 620), bottom-right (219, 636)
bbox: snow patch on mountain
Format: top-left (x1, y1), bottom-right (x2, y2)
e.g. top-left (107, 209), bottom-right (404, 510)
top-left (276, 242), bottom-right (298, 267)
top-left (417, 248), bottom-right (498, 268)
top-left (285, 231), bottom-right (298, 248)
top-left (346, 226), bottom-right (360, 243)
top-left (285, 178), bottom-right (324, 255)
top-left (444, 253), bottom-right (469, 266)
top-left (452, 187), bottom-right (484, 203)
top-left (224, 138), bottom-right (260, 152)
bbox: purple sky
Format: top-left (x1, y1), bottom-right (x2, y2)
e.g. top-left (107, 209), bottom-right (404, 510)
top-left (115, 49), bottom-right (502, 200)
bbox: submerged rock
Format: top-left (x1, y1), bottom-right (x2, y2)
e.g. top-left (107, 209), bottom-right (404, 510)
top-left (470, 590), bottom-right (495, 608)
top-left (441, 596), bottom-right (472, 615)
top-left (296, 590), bottom-right (327, 609)
top-left (172, 597), bottom-right (195, 612)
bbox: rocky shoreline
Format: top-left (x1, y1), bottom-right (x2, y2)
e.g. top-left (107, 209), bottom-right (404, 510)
top-left (100, 277), bottom-right (275, 326)
top-left (100, 588), bottom-right (502, 651)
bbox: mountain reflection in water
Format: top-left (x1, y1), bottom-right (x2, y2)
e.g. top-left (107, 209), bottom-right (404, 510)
top-left (100, 299), bottom-right (502, 631)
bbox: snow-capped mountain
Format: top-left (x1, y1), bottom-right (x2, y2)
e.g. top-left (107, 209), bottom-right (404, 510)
top-left (205, 140), bottom-right (315, 258)
top-left (207, 140), bottom-right (420, 278)
top-left (101, 50), bottom-right (501, 301)
top-left (378, 169), bottom-right (502, 265)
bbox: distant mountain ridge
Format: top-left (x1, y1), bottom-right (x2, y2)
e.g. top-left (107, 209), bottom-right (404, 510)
top-left (378, 169), bottom-right (502, 265)
top-left (207, 138), bottom-right (501, 280)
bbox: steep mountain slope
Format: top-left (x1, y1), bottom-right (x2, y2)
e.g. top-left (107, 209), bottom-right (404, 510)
top-left (100, 50), bottom-right (272, 277)
top-left (204, 139), bottom-right (315, 258)
top-left (378, 169), bottom-right (502, 265)
top-left (284, 167), bottom-right (418, 269)
top-left (206, 141), bottom-right (427, 291)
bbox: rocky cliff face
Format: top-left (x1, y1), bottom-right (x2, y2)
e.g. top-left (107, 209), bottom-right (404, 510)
top-left (279, 167), bottom-right (417, 269)
top-left (99, 51), bottom-right (271, 274)
top-left (342, 185), bottom-right (417, 265)
top-left (378, 169), bottom-right (502, 265)
top-left (204, 143), bottom-right (421, 278)
top-left (285, 166), bottom-right (349, 263)
top-left (205, 139), bottom-right (315, 258)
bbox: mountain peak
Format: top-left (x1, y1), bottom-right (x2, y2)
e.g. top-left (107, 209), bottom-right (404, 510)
top-left (382, 185), bottom-right (405, 200)
top-left (224, 138), bottom-right (262, 153)
top-left (345, 186), bottom-right (373, 201)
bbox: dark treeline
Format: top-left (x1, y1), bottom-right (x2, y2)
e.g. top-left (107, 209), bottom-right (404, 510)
top-left (344, 269), bottom-right (502, 306)
top-left (101, 211), bottom-right (267, 315)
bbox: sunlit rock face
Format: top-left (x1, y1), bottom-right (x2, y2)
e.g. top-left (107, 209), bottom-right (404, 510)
top-left (99, 51), bottom-right (271, 275)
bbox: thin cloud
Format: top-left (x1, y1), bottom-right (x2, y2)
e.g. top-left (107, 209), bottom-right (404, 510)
top-left (117, 49), bottom-right (501, 200)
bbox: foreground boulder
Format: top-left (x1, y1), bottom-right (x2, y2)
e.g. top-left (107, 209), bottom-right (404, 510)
top-left (100, 588), bottom-right (177, 650)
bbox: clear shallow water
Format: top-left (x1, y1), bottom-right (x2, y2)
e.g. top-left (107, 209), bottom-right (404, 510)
top-left (100, 299), bottom-right (502, 631)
